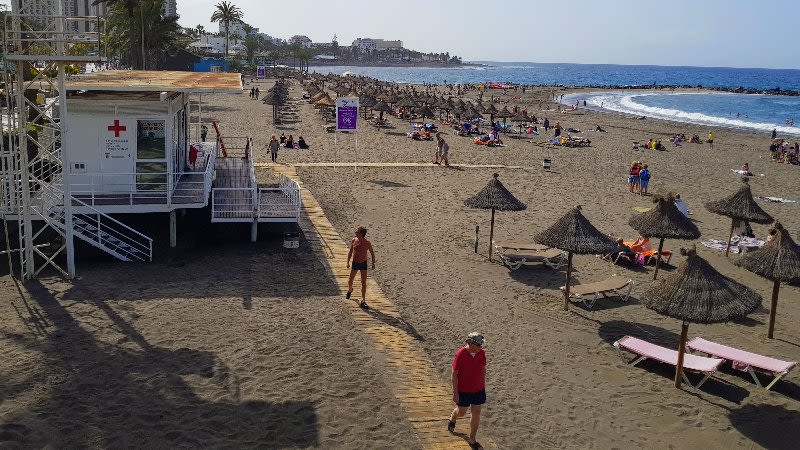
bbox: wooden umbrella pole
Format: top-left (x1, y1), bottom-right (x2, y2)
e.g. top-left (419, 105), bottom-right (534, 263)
top-left (488, 208), bottom-right (495, 261)
top-left (563, 252), bottom-right (573, 311)
top-left (725, 220), bottom-right (735, 257)
top-left (653, 238), bottom-right (665, 280)
top-left (675, 322), bottom-right (689, 388)
top-left (767, 279), bottom-right (780, 339)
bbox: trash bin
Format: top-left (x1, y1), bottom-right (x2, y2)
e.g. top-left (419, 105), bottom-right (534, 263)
top-left (283, 231), bottom-right (300, 249)
top-left (543, 158), bottom-right (552, 171)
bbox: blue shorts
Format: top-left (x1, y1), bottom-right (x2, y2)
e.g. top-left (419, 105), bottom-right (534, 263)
top-left (352, 261), bottom-right (368, 270)
top-left (457, 389), bottom-right (486, 407)
top-left (628, 175), bottom-right (639, 185)
top-left (640, 179), bottom-right (650, 190)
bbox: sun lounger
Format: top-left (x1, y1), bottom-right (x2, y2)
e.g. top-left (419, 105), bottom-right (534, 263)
top-left (687, 337), bottom-right (797, 390)
top-left (497, 247), bottom-right (566, 271)
top-left (562, 275), bottom-right (634, 308)
top-left (614, 336), bottom-right (723, 388)
top-left (493, 241), bottom-right (549, 253)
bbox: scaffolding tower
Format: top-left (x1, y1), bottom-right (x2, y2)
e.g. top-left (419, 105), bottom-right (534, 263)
top-left (1, 2), bottom-right (104, 279)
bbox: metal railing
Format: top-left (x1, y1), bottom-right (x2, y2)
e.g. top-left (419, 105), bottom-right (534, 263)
top-left (3, 14), bottom-right (105, 63)
top-left (211, 187), bottom-right (255, 222)
top-left (36, 182), bottom-right (153, 262)
top-left (257, 174), bottom-right (301, 220)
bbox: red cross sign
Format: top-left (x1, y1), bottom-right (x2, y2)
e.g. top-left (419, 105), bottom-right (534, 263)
top-left (107, 119), bottom-right (127, 137)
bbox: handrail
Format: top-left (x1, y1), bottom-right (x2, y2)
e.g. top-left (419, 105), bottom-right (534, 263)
top-left (40, 183), bottom-right (153, 260)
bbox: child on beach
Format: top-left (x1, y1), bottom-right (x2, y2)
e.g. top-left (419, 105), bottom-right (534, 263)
top-left (628, 162), bottom-right (640, 193)
top-left (638, 164), bottom-right (651, 195)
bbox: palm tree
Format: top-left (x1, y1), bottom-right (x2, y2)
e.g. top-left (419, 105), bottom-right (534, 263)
top-left (105, 0), bottom-right (182, 69)
top-left (243, 34), bottom-right (260, 64)
top-left (210, 1), bottom-right (243, 60)
top-left (94, 0), bottom-right (144, 67)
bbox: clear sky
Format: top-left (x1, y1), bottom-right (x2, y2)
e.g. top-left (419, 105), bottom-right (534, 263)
top-left (4, 0), bottom-right (799, 69)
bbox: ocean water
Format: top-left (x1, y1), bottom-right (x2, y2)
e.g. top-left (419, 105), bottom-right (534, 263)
top-left (308, 62), bottom-right (800, 136)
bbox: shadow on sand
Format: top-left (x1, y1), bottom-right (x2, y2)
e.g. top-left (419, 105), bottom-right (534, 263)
top-left (1, 280), bottom-right (319, 448)
top-left (729, 404), bottom-right (800, 450)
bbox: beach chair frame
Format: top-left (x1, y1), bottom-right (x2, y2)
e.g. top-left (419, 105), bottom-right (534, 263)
top-left (687, 337), bottom-right (797, 390)
top-left (493, 243), bottom-right (567, 271)
top-left (562, 276), bottom-right (634, 309)
top-left (613, 336), bottom-right (719, 389)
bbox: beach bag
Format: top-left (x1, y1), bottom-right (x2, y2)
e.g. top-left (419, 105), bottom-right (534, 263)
top-left (635, 253), bottom-right (647, 265)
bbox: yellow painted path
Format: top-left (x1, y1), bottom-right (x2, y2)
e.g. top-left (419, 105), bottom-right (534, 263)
top-left (270, 165), bottom-right (475, 449)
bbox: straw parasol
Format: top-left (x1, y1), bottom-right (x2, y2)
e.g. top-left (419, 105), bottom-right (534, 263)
top-left (371, 100), bottom-right (391, 121)
top-left (735, 223), bottom-right (800, 338)
top-left (359, 95), bottom-right (375, 119)
top-left (705, 178), bottom-right (774, 256)
top-left (464, 173), bottom-right (527, 261)
top-left (628, 193), bottom-right (701, 279)
top-left (415, 105), bottom-right (436, 120)
top-left (641, 246), bottom-right (761, 388)
top-left (534, 206), bottom-right (616, 311)
top-left (495, 106), bottom-right (513, 126)
top-left (314, 94), bottom-right (336, 109)
top-left (396, 96), bottom-right (418, 119)
top-left (511, 110), bottom-right (531, 134)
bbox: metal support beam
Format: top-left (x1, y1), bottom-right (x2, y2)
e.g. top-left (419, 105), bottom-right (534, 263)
top-left (170, 210), bottom-right (177, 248)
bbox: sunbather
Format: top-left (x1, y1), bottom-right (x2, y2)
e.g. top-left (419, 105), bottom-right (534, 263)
top-left (629, 235), bottom-right (652, 253)
top-left (604, 238), bottom-right (636, 263)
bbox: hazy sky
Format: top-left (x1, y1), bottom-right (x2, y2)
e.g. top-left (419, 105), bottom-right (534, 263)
top-left (5, 0), bottom-right (799, 68)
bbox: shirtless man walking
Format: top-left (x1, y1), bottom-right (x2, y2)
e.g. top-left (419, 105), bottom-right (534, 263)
top-left (346, 226), bottom-right (376, 308)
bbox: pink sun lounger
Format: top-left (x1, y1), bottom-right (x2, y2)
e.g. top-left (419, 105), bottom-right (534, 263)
top-left (687, 337), bottom-right (797, 390)
top-left (613, 336), bottom-right (723, 388)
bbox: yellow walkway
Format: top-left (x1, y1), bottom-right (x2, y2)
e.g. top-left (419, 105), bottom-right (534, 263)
top-left (256, 162), bottom-right (531, 170)
top-left (271, 165), bottom-right (476, 449)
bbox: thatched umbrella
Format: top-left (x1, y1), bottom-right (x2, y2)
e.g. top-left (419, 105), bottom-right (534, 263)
top-left (534, 206), bottom-right (616, 311)
top-left (496, 106), bottom-right (513, 127)
top-left (262, 91), bottom-right (286, 124)
top-left (359, 95), bottom-right (376, 119)
top-left (642, 246), bottom-right (761, 388)
top-left (484, 103), bottom-right (499, 122)
top-left (511, 110), bottom-right (531, 134)
top-left (464, 173), bottom-right (527, 261)
top-left (629, 193), bottom-right (701, 279)
top-left (372, 100), bottom-right (391, 121)
top-left (415, 105), bottom-right (436, 121)
top-left (396, 96), bottom-right (418, 119)
top-left (705, 178), bottom-right (773, 257)
top-left (735, 223), bottom-right (800, 339)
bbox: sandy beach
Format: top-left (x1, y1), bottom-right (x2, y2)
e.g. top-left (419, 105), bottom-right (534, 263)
top-left (2, 77), bottom-right (800, 449)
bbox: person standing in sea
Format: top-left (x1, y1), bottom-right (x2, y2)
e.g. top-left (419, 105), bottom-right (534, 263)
top-left (346, 226), bottom-right (376, 309)
top-left (448, 332), bottom-right (487, 450)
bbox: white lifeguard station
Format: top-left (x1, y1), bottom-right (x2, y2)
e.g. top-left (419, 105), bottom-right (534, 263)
top-left (0, 5), bottom-right (300, 280)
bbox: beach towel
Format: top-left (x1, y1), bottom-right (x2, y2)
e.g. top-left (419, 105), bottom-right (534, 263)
top-left (701, 236), bottom-right (765, 254)
top-left (731, 169), bottom-right (764, 177)
top-left (632, 206), bottom-right (652, 213)
top-left (757, 196), bottom-right (797, 204)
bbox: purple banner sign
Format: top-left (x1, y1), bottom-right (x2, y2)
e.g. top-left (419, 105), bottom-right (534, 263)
top-left (336, 97), bottom-right (359, 132)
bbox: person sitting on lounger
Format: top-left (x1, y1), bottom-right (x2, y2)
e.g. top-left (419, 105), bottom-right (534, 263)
top-left (605, 238), bottom-right (636, 263)
top-left (740, 163), bottom-right (753, 176)
top-left (630, 235), bottom-right (652, 253)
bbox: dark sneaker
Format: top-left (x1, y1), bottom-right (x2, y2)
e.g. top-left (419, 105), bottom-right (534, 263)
top-left (345, 291), bottom-right (352, 299)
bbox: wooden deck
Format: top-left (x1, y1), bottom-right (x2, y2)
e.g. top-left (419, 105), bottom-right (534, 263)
top-left (272, 165), bottom-right (481, 449)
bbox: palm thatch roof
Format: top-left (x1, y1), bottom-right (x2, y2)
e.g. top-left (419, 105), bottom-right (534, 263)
top-left (642, 247), bottom-right (762, 324)
top-left (262, 92), bottom-right (285, 106)
top-left (314, 95), bottom-right (336, 108)
top-left (415, 105), bottom-right (436, 119)
top-left (495, 106), bottom-right (514, 119)
top-left (511, 111), bottom-right (531, 122)
top-left (484, 103), bottom-right (499, 115)
top-left (735, 223), bottom-right (800, 282)
top-left (396, 96), bottom-right (418, 108)
top-left (628, 193), bottom-right (701, 239)
top-left (463, 173), bottom-right (527, 211)
top-left (384, 93), bottom-right (400, 104)
top-left (705, 178), bottom-right (774, 224)
top-left (371, 101), bottom-right (391, 112)
top-left (534, 206), bottom-right (616, 254)
top-left (359, 95), bottom-right (376, 108)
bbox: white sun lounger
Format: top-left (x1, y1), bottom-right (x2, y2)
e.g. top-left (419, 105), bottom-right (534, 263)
top-left (687, 337), bottom-right (797, 390)
top-left (493, 241), bottom-right (550, 253)
top-left (496, 246), bottom-right (566, 271)
top-left (614, 336), bottom-right (723, 388)
top-left (561, 275), bottom-right (634, 308)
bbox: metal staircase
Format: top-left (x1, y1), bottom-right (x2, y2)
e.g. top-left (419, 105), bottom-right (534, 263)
top-left (0, 4), bottom-right (151, 278)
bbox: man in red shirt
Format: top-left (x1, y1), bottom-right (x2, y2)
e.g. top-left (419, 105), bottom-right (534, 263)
top-left (346, 226), bottom-right (376, 308)
top-left (448, 332), bottom-right (486, 450)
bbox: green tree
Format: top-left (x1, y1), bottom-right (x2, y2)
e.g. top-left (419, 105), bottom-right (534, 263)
top-left (242, 34), bottom-right (260, 64)
top-left (105, 0), bottom-right (183, 69)
top-left (210, 1), bottom-right (243, 60)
